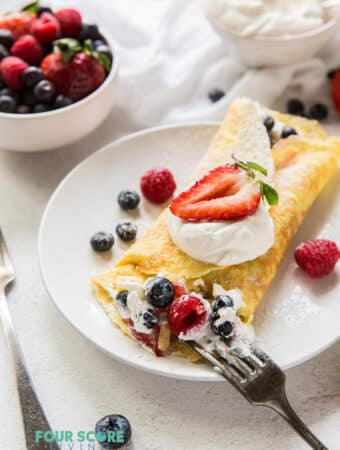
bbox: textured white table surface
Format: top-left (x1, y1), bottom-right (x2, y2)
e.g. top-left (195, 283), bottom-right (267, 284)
top-left (1, 1), bottom-right (340, 450)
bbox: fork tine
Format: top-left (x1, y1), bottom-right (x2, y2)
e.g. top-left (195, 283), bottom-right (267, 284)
top-left (0, 226), bottom-right (14, 272)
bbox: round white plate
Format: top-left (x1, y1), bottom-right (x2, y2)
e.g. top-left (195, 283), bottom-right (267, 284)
top-left (39, 124), bottom-right (340, 381)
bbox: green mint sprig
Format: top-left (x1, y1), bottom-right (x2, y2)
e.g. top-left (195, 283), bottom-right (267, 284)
top-left (232, 154), bottom-right (279, 206)
top-left (21, 1), bottom-right (38, 13)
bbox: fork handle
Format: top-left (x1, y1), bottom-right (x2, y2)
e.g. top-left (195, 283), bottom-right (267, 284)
top-left (267, 392), bottom-right (328, 450)
top-left (0, 291), bottom-right (59, 450)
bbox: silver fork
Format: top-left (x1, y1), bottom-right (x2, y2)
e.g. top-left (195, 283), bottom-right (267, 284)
top-left (189, 341), bottom-right (328, 450)
top-left (0, 226), bottom-right (59, 450)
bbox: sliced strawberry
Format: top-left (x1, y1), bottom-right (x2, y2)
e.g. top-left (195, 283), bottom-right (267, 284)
top-left (170, 164), bottom-right (261, 221)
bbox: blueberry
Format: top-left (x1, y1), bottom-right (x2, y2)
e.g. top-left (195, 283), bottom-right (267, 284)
top-left (33, 103), bottom-right (53, 113)
top-left (93, 39), bottom-right (106, 49)
top-left (144, 276), bottom-right (175, 308)
top-left (117, 190), bottom-right (140, 210)
top-left (96, 44), bottom-right (113, 61)
top-left (78, 23), bottom-right (102, 41)
top-left (22, 67), bottom-right (44, 88)
top-left (37, 5), bottom-right (53, 16)
top-left (116, 222), bottom-right (137, 242)
top-left (212, 295), bottom-right (234, 312)
top-left (54, 94), bottom-right (73, 109)
top-left (43, 43), bottom-right (53, 56)
top-left (116, 290), bottom-right (129, 308)
top-left (90, 232), bottom-right (114, 252)
top-left (287, 98), bottom-right (305, 116)
top-left (0, 44), bottom-right (8, 60)
top-left (0, 88), bottom-right (19, 103)
top-left (208, 88), bottom-right (225, 103)
top-left (263, 115), bottom-right (275, 132)
top-left (309, 103), bottom-right (328, 121)
top-left (21, 90), bottom-right (37, 107)
top-left (16, 104), bottom-right (31, 114)
top-left (143, 310), bottom-right (158, 329)
top-left (211, 319), bottom-right (234, 338)
top-left (0, 29), bottom-right (14, 49)
top-left (0, 95), bottom-right (16, 113)
top-left (281, 127), bottom-right (298, 139)
top-left (34, 80), bottom-right (56, 103)
top-left (95, 414), bottom-right (132, 449)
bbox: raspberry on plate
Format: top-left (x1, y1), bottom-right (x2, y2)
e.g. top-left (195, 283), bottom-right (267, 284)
top-left (31, 12), bottom-right (60, 44)
top-left (167, 294), bottom-right (210, 339)
top-left (0, 12), bottom-right (35, 39)
top-left (140, 168), bottom-right (176, 204)
top-left (55, 8), bottom-right (82, 38)
top-left (0, 56), bottom-right (28, 91)
top-left (11, 35), bottom-right (43, 65)
top-left (295, 239), bottom-right (340, 278)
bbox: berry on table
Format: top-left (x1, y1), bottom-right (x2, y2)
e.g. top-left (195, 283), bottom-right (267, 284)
top-left (115, 222), bottom-right (137, 242)
top-left (0, 44), bottom-right (8, 60)
top-left (115, 290), bottom-right (129, 308)
top-left (95, 414), bottom-right (132, 449)
top-left (117, 190), bottom-right (140, 210)
top-left (0, 29), bottom-right (14, 49)
top-left (0, 95), bottom-right (16, 113)
top-left (22, 66), bottom-right (44, 88)
top-left (54, 94), bottom-right (72, 109)
top-left (263, 115), bottom-right (275, 132)
top-left (33, 103), bottom-right (52, 113)
top-left (281, 126), bottom-right (298, 139)
top-left (34, 79), bottom-right (55, 103)
top-left (287, 98), bottom-right (305, 116)
top-left (295, 239), bottom-right (340, 278)
top-left (11, 35), bottom-right (43, 65)
top-left (144, 276), bottom-right (175, 308)
top-left (0, 56), bottom-right (28, 90)
top-left (0, 12), bottom-right (35, 39)
top-left (208, 88), bottom-right (225, 103)
top-left (140, 167), bottom-right (176, 204)
top-left (90, 232), bottom-right (114, 252)
top-left (31, 12), bottom-right (60, 44)
top-left (309, 103), bottom-right (328, 121)
top-left (167, 294), bottom-right (209, 337)
top-left (55, 8), bottom-right (82, 38)
top-left (16, 104), bottom-right (31, 114)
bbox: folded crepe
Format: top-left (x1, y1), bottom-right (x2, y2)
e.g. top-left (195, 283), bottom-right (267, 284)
top-left (92, 98), bottom-right (340, 361)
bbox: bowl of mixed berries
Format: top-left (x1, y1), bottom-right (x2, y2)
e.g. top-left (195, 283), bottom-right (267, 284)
top-left (0, 2), bottom-right (118, 152)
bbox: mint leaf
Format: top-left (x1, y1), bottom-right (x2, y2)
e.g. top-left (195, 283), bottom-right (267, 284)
top-left (246, 161), bottom-right (267, 176)
top-left (231, 154), bottom-right (249, 172)
top-left (54, 38), bottom-right (82, 62)
top-left (259, 181), bottom-right (279, 206)
top-left (22, 1), bottom-right (38, 13)
top-left (83, 39), bottom-right (93, 55)
top-left (95, 52), bottom-right (111, 72)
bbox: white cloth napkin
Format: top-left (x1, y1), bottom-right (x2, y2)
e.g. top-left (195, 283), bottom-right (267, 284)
top-left (8, 0), bottom-right (340, 128)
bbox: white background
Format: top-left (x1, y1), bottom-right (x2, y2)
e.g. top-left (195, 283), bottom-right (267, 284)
top-left (1, 1), bottom-right (340, 449)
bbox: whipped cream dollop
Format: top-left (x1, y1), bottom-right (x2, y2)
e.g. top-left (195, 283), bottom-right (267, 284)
top-left (168, 99), bottom-right (275, 267)
top-left (207, 0), bottom-right (326, 37)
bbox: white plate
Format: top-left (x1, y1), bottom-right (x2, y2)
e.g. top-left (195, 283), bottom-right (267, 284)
top-left (38, 124), bottom-right (340, 381)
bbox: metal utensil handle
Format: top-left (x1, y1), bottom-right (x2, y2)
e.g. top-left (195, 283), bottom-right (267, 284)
top-left (0, 291), bottom-right (59, 450)
top-left (267, 393), bottom-right (328, 450)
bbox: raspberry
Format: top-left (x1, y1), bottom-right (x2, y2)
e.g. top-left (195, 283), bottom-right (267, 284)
top-left (55, 8), bottom-right (82, 38)
top-left (167, 294), bottom-right (209, 337)
top-left (0, 56), bottom-right (28, 90)
top-left (295, 239), bottom-right (340, 278)
top-left (11, 35), bottom-right (43, 65)
top-left (31, 12), bottom-right (60, 44)
top-left (173, 281), bottom-right (188, 299)
top-left (140, 168), bottom-right (176, 204)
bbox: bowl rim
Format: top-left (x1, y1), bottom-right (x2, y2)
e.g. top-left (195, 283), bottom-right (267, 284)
top-left (207, 7), bottom-right (340, 43)
top-left (0, 28), bottom-right (118, 119)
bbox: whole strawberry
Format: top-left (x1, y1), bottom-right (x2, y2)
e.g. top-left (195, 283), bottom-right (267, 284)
top-left (295, 239), bottom-right (340, 278)
top-left (0, 56), bottom-right (28, 90)
top-left (11, 35), bottom-right (43, 65)
top-left (0, 12), bottom-right (35, 39)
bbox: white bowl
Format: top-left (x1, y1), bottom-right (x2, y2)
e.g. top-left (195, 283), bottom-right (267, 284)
top-left (204, 2), bottom-right (340, 68)
top-left (0, 32), bottom-right (118, 152)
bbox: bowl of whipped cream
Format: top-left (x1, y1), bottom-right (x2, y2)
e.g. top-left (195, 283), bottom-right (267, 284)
top-left (204, 0), bottom-right (340, 67)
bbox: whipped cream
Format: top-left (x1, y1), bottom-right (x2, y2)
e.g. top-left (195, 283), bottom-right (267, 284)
top-left (207, 0), bottom-right (326, 37)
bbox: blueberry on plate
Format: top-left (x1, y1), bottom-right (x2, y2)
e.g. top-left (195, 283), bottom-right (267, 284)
top-left (116, 222), bottom-right (137, 242)
top-left (22, 67), bottom-right (44, 88)
top-left (208, 88), bottom-right (225, 103)
top-left (95, 414), bottom-right (132, 450)
top-left (116, 290), bottom-right (129, 307)
top-left (212, 295), bottom-right (234, 312)
top-left (0, 88), bottom-right (19, 103)
top-left (143, 309), bottom-right (158, 329)
top-left (90, 232), bottom-right (114, 252)
top-left (281, 126), bottom-right (298, 139)
top-left (211, 318), bottom-right (234, 339)
top-left (34, 80), bottom-right (56, 103)
top-left (33, 103), bottom-right (53, 113)
top-left (144, 276), bottom-right (175, 308)
top-left (0, 29), bottom-right (14, 49)
top-left (263, 115), bottom-right (275, 132)
top-left (0, 44), bottom-right (9, 60)
top-left (96, 44), bottom-right (113, 61)
top-left (117, 190), bottom-right (140, 210)
top-left (54, 94), bottom-right (73, 109)
top-left (287, 98), bottom-right (305, 116)
top-left (309, 103), bottom-right (328, 121)
top-left (16, 104), bottom-right (31, 114)
top-left (0, 95), bottom-right (16, 113)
